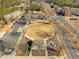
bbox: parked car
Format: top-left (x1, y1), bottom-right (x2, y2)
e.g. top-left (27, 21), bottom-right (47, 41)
top-left (69, 18), bottom-right (77, 20)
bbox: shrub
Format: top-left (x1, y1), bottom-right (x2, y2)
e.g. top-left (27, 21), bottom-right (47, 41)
top-left (70, 3), bottom-right (79, 8)
top-left (29, 5), bottom-right (44, 11)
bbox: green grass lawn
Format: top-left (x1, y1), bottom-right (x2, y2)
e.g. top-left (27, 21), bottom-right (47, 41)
top-left (0, 6), bottom-right (20, 21)
top-left (0, 6), bottom-right (19, 16)
top-left (0, 0), bottom-right (21, 21)
top-left (0, 0), bottom-right (20, 16)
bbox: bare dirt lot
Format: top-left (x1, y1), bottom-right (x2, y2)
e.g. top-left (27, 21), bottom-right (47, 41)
top-left (65, 17), bottom-right (79, 33)
top-left (24, 20), bottom-right (55, 40)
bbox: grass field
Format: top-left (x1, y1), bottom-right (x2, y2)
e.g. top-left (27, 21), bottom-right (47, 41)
top-left (0, 0), bottom-right (21, 29)
top-left (0, 0), bottom-right (20, 16)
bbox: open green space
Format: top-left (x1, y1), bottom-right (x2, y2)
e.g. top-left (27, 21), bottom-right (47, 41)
top-left (0, 0), bottom-right (20, 27)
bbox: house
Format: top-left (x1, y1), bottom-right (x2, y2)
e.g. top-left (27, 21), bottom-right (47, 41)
top-left (65, 9), bottom-right (72, 16)
top-left (71, 8), bottom-right (79, 16)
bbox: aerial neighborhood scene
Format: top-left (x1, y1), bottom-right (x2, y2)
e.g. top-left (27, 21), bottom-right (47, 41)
top-left (0, 0), bottom-right (79, 59)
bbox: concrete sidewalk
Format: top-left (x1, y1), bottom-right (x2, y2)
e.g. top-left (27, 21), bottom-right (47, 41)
top-left (0, 32), bottom-right (5, 39)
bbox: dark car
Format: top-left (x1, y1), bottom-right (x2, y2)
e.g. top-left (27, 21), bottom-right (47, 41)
top-left (57, 9), bottom-right (65, 16)
top-left (69, 18), bottom-right (77, 20)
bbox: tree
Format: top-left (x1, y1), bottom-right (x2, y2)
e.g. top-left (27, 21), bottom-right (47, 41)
top-left (32, 0), bottom-right (45, 2)
top-left (29, 5), bottom-right (44, 11)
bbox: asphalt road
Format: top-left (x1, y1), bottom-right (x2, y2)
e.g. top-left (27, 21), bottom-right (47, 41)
top-left (56, 16), bottom-right (79, 42)
top-left (12, 13), bottom-right (29, 32)
top-left (44, 3), bottom-right (79, 58)
top-left (56, 16), bottom-right (79, 52)
top-left (52, 17), bottom-right (79, 59)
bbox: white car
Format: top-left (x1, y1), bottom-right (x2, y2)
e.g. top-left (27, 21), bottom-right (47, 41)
top-left (76, 52), bottom-right (79, 56)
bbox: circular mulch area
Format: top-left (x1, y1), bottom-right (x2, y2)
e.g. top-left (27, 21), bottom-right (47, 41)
top-left (24, 20), bottom-right (55, 40)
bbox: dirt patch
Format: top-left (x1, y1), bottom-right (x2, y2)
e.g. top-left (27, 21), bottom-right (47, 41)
top-left (32, 50), bottom-right (45, 56)
top-left (24, 20), bottom-right (55, 40)
top-left (65, 18), bottom-right (79, 33)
